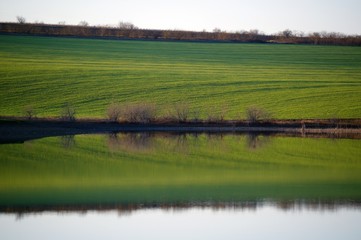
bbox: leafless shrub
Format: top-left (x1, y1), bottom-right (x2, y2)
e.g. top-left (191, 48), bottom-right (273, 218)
top-left (60, 103), bottom-right (76, 121)
top-left (207, 105), bottom-right (228, 122)
top-left (219, 105), bottom-right (228, 122)
top-left (139, 103), bottom-right (157, 123)
top-left (207, 111), bottom-right (220, 122)
top-left (122, 103), bottom-right (157, 123)
top-left (23, 105), bottom-right (36, 120)
top-left (107, 103), bottom-right (122, 122)
top-left (122, 103), bottom-right (137, 122)
top-left (174, 103), bottom-right (189, 122)
top-left (191, 108), bottom-right (201, 122)
top-left (246, 106), bottom-right (271, 123)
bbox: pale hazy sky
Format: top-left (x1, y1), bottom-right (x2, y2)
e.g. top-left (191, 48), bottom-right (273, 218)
top-left (0, 0), bottom-right (360, 34)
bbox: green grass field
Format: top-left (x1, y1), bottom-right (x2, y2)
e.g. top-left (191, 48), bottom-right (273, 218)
top-left (1, 134), bottom-right (360, 206)
top-left (0, 35), bottom-right (360, 119)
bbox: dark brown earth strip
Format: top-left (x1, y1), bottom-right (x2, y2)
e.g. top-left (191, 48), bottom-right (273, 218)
top-left (1, 117), bottom-right (361, 144)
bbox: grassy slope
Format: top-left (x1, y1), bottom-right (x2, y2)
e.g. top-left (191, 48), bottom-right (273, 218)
top-left (0, 134), bottom-right (360, 205)
top-left (0, 35), bottom-right (361, 119)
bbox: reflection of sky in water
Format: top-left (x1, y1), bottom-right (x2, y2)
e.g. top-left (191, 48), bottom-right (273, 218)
top-left (1, 207), bottom-right (360, 240)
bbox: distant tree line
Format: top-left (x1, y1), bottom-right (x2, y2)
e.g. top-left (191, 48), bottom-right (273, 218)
top-left (1, 22), bottom-right (360, 46)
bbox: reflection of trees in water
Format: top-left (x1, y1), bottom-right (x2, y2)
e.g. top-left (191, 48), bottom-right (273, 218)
top-left (107, 132), bottom-right (202, 154)
top-left (205, 133), bottom-right (224, 141)
top-left (275, 200), bottom-right (357, 212)
top-left (7, 200), bottom-right (361, 219)
top-left (246, 134), bottom-right (270, 150)
top-left (60, 135), bottom-right (75, 149)
top-left (106, 132), bottom-right (271, 153)
top-left (164, 133), bottom-right (196, 154)
top-left (204, 133), bottom-right (232, 153)
top-left (107, 132), bottom-right (155, 153)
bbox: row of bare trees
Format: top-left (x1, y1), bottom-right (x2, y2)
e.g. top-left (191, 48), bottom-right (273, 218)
top-left (107, 103), bottom-right (156, 123)
top-left (106, 102), bottom-right (270, 123)
top-left (23, 102), bottom-right (270, 123)
top-left (23, 103), bottom-right (76, 121)
top-left (2, 21), bottom-right (360, 46)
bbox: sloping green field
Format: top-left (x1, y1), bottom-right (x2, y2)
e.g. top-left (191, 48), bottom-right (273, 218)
top-left (0, 35), bottom-right (360, 119)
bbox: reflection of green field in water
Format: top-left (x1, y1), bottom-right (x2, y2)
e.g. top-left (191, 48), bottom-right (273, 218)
top-left (0, 134), bottom-right (361, 206)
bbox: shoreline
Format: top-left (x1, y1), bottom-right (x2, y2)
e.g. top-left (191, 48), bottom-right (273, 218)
top-left (1, 117), bottom-right (361, 143)
top-left (2, 200), bottom-right (361, 215)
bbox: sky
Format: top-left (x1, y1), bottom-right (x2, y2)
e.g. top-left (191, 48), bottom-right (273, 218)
top-left (0, 0), bottom-right (360, 35)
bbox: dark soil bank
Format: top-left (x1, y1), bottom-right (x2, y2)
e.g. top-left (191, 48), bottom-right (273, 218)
top-left (1, 118), bottom-right (361, 144)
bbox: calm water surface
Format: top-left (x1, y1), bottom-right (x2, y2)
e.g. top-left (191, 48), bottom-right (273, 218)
top-left (1, 207), bottom-right (361, 240)
top-left (0, 133), bottom-right (360, 239)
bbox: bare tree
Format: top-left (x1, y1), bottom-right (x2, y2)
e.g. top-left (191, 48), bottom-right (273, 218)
top-left (118, 21), bottom-right (137, 30)
top-left (122, 103), bottom-right (157, 123)
top-left (23, 105), bottom-right (35, 120)
top-left (191, 108), bottom-right (201, 122)
top-left (213, 28), bottom-right (222, 33)
top-left (122, 103), bottom-right (138, 122)
top-left (174, 103), bottom-right (189, 122)
top-left (246, 106), bottom-right (271, 123)
top-left (78, 21), bottom-right (89, 27)
top-left (206, 105), bottom-right (228, 123)
top-left (16, 16), bottom-right (26, 24)
top-left (60, 103), bottom-right (76, 121)
top-left (281, 29), bottom-right (293, 38)
top-left (249, 29), bottom-right (259, 35)
top-left (206, 112), bottom-right (218, 122)
top-left (138, 103), bottom-right (157, 123)
top-left (107, 103), bottom-right (122, 122)
top-left (309, 32), bottom-right (321, 45)
top-left (219, 104), bottom-right (228, 122)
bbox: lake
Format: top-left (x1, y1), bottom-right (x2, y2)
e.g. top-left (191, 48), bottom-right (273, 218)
top-left (0, 133), bottom-right (361, 239)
